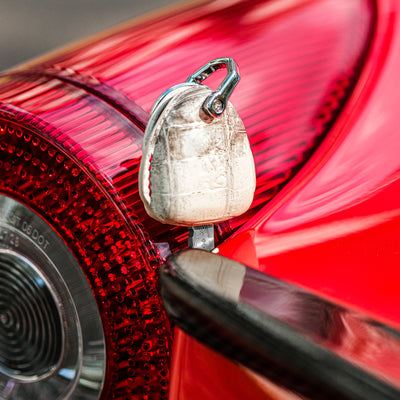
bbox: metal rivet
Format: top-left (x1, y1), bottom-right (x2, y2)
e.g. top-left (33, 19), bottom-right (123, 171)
top-left (212, 99), bottom-right (224, 114)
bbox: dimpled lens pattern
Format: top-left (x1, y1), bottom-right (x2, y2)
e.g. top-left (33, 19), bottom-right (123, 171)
top-left (0, 113), bottom-right (171, 400)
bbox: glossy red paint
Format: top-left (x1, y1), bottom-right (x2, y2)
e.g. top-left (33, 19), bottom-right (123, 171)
top-left (169, 329), bottom-right (301, 400)
top-left (173, 1), bottom-right (400, 399)
top-left (0, 0), bottom-right (385, 398)
top-left (231, 0), bottom-right (400, 325)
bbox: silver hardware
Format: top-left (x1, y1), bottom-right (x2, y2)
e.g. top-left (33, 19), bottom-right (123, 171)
top-left (185, 58), bottom-right (240, 250)
top-left (186, 57), bottom-right (240, 118)
top-left (188, 225), bottom-right (214, 251)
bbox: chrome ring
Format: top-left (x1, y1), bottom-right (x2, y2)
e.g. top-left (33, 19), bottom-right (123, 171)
top-left (0, 194), bottom-right (106, 399)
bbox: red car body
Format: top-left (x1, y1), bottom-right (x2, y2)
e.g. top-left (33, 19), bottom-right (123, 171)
top-left (0, 0), bottom-right (399, 398)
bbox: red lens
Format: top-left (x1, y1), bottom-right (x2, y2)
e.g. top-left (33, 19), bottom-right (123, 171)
top-left (0, 76), bottom-right (171, 399)
top-left (26, 0), bottom-right (374, 246)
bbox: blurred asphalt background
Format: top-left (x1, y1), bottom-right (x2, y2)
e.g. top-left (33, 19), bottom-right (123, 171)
top-left (0, 0), bottom-right (178, 71)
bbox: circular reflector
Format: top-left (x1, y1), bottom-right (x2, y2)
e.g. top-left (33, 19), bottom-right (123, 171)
top-left (0, 194), bottom-right (106, 399)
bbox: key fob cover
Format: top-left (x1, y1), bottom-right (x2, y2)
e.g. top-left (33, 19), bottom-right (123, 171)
top-left (139, 62), bottom-right (256, 226)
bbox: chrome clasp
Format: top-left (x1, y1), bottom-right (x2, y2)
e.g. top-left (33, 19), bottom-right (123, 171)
top-left (186, 57), bottom-right (240, 118)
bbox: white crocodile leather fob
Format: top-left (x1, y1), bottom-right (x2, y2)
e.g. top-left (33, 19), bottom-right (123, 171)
top-left (139, 58), bottom-right (256, 227)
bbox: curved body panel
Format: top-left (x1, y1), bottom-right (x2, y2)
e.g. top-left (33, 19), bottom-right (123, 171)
top-left (173, 1), bottom-right (400, 399)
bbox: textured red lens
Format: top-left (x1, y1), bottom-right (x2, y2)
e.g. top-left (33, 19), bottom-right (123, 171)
top-left (18, 0), bottom-right (373, 247)
top-left (0, 83), bottom-right (171, 399)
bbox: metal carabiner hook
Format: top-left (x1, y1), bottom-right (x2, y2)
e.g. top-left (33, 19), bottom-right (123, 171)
top-left (186, 57), bottom-right (240, 118)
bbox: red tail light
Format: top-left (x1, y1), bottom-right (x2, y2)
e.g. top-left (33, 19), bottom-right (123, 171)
top-left (0, 86), bottom-right (171, 398)
top-left (0, 0), bottom-right (374, 399)
top-left (111, 0), bottom-right (372, 237)
top-left (20, 0), bottom-right (373, 248)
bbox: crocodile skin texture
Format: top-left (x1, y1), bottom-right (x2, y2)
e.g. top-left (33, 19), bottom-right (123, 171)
top-left (139, 85), bottom-right (255, 226)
